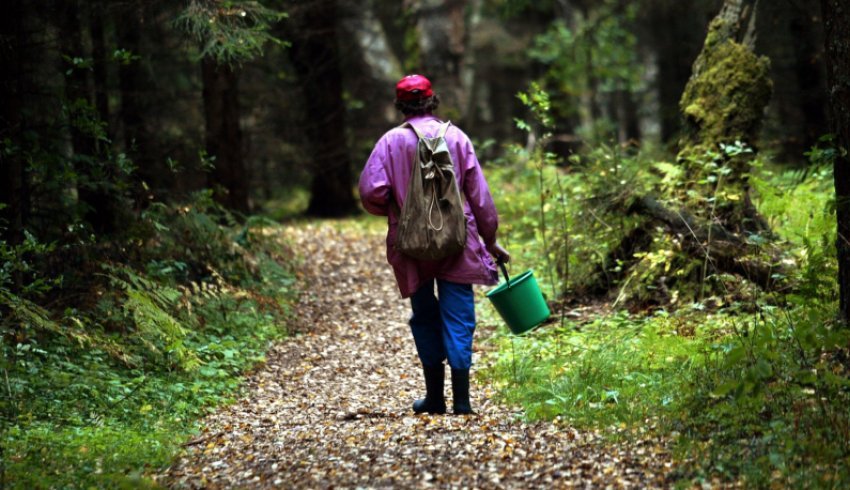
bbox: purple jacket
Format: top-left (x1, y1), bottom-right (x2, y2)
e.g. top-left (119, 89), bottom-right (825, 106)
top-left (359, 114), bottom-right (499, 298)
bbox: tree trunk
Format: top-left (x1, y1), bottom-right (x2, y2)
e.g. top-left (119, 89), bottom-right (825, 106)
top-left (410, 0), bottom-right (469, 121)
top-left (820, 0), bottom-right (850, 322)
top-left (641, 0), bottom-right (713, 144)
top-left (585, 193), bottom-right (790, 300)
top-left (117, 0), bottom-right (159, 199)
top-left (587, 224), bottom-right (654, 295)
top-left (61, 0), bottom-right (95, 157)
top-left (756, 0), bottom-right (829, 162)
top-left (202, 58), bottom-right (250, 214)
top-left (60, 0), bottom-right (116, 234)
top-left (373, 0), bottom-right (411, 66)
top-left (460, 3), bottom-right (538, 147)
top-left (627, 195), bottom-right (787, 290)
top-left (0, 0), bottom-right (28, 250)
top-left (576, 4), bottom-right (603, 138)
top-left (90, 0), bottom-right (110, 144)
top-left (679, 0), bottom-right (771, 163)
top-left (616, 87), bottom-right (641, 144)
top-left (675, 0), bottom-right (772, 237)
top-left (287, 0), bottom-right (358, 217)
top-left (337, 0), bottom-right (403, 161)
top-left (339, 1), bottom-right (401, 86)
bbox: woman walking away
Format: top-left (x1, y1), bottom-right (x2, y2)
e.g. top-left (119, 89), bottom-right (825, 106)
top-left (358, 74), bottom-right (510, 415)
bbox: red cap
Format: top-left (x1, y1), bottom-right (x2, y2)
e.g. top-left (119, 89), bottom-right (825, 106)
top-left (395, 74), bottom-right (433, 101)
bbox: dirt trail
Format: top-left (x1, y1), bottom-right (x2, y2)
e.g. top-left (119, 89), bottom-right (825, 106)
top-left (163, 222), bottom-right (673, 489)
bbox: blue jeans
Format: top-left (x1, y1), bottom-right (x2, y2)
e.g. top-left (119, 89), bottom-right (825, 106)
top-left (409, 279), bottom-right (476, 370)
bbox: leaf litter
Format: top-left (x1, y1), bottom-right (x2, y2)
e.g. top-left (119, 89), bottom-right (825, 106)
top-left (161, 222), bottom-right (675, 489)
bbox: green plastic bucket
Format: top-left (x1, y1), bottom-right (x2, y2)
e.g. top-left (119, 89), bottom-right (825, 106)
top-left (486, 263), bottom-right (550, 335)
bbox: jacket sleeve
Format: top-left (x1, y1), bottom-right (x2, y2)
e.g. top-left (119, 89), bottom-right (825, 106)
top-left (359, 137), bottom-right (391, 216)
top-left (460, 138), bottom-right (499, 246)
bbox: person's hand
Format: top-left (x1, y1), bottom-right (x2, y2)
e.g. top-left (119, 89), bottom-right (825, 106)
top-left (487, 241), bottom-right (510, 264)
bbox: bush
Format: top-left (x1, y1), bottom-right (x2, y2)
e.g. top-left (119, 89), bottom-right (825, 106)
top-left (481, 126), bottom-right (846, 486)
top-left (1, 193), bottom-right (296, 488)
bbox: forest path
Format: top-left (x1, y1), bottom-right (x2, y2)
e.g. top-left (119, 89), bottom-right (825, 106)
top-left (163, 221), bottom-right (673, 489)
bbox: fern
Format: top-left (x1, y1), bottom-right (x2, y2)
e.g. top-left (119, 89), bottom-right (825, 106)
top-left (0, 288), bottom-right (60, 335)
top-left (103, 266), bottom-right (199, 371)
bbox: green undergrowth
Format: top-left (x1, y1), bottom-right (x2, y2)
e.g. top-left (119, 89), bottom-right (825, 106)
top-left (1, 191), bottom-right (297, 489)
top-left (482, 300), bottom-right (850, 487)
top-left (480, 307), bottom-right (718, 427)
top-left (480, 142), bottom-right (848, 487)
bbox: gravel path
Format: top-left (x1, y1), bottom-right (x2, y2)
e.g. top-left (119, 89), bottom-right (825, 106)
top-left (162, 222), bottom-right (673, 489)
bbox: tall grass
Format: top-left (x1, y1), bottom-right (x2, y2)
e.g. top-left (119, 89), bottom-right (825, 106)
top-left (483, 308), bottom-right (723, 428)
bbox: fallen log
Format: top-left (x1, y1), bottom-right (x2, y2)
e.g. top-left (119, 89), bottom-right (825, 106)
top-left (627, 195), bottom-right (788, 290)
top-left (586, 223), bottom-right (654, 296)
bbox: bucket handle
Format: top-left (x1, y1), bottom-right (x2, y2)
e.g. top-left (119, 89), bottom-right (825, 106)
top-left (497, 259), bottom-right (511, 289)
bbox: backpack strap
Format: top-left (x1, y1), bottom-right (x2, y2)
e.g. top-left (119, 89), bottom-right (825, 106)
top-left (437, 121), bottom-right (452, 138)
top-left (401, 121), bottom-right (425, 139)
top-left (400, 120), bottom-right (451, 139)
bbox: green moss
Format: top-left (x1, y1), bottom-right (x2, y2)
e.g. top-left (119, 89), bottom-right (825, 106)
top-left (679, 40), bottom-right (773, 158)
top-left (702, 17), bottom-right (725, 51)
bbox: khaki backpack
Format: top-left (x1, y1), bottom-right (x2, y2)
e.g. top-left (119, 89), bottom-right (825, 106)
top-left (395, 121), bottom-right (467, 261)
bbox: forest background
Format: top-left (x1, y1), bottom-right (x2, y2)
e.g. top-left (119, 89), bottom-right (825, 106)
top-left (2, 0), bottom-right (850, 487)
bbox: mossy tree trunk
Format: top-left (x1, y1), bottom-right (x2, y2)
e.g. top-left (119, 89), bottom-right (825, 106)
top-left (676, 0), bottom-right (772, 234)
top-left (679, 0), bottom-right (771, 161)
top-left (593, 0), bottom-right (781, 303)
top-left (820, 0), bottom-right (850, 323)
